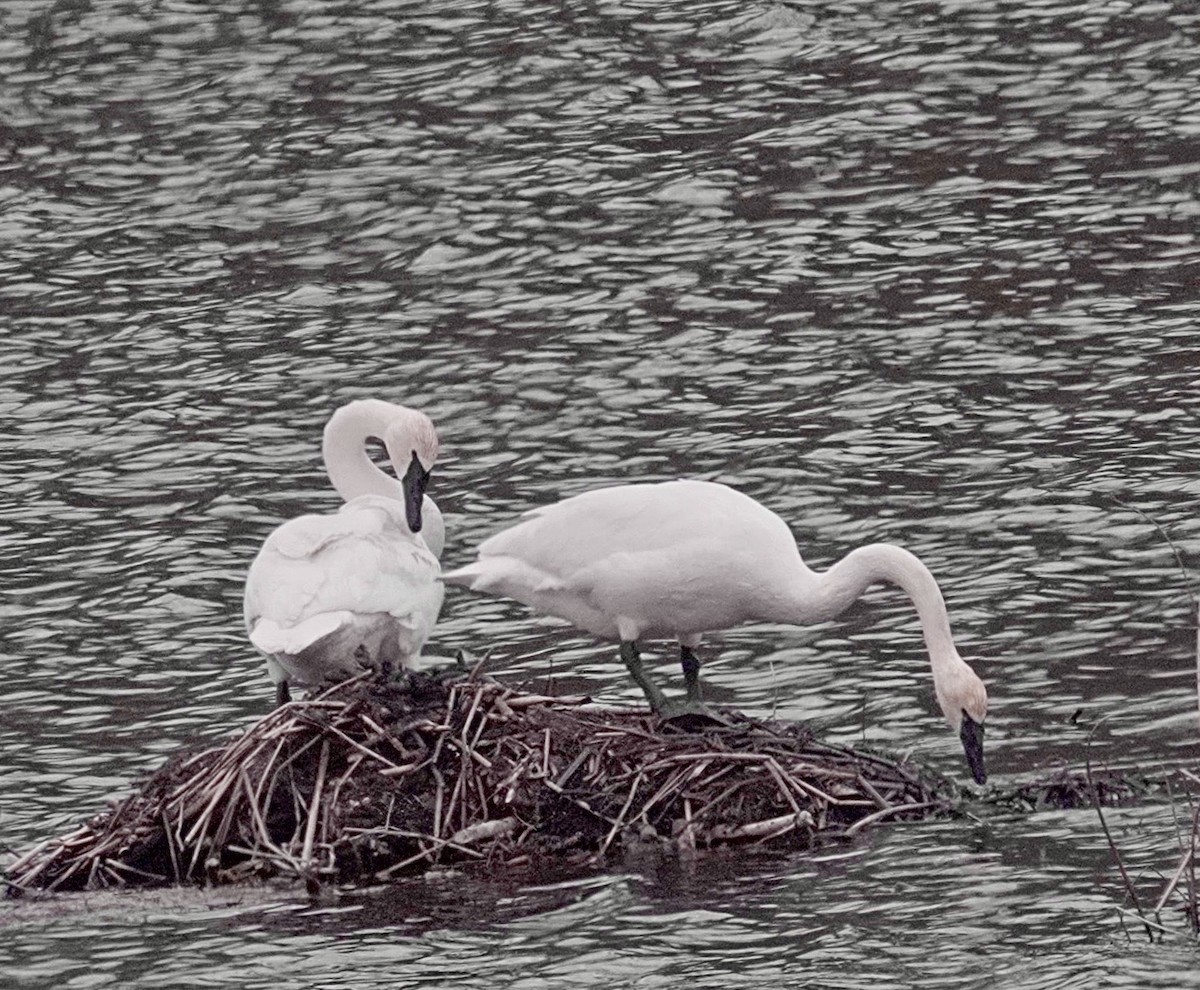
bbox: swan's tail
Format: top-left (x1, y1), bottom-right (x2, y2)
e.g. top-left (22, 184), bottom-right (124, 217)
top-left (438, 563), bottom-right (482, 589)
top-left (249, 612), bottom-right (353, 657)
top-left (251, 610), bottom-right (434, 691)
top-left (441, 557), bottom-right (562, 598)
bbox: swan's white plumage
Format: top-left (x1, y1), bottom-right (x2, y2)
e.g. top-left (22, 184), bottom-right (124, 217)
top-left (245, 496), bottom-right (443, 688)
top-left (445, 481), bottom-right (799, 641)
top-left (443, 479), bottom-right (989, 783)
top-left (244, 401), bottom-right (444, 698)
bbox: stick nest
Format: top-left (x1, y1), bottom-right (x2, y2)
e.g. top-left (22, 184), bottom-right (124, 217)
top-left (6, 672), bottom-right (955, 894)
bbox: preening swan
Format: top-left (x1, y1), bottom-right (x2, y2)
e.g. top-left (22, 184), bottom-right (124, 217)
top-left (441, 480), bottom-right (988, 783)
top-left (244, 400), bottom-right (445, 705)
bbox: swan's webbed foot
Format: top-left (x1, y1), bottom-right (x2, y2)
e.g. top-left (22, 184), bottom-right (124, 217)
top-left (657, 696), bottom-right (731, 729)
top-left (275, 680), bottom-right (292, 707)
top-left (620, 641), bottom-right (730, 727)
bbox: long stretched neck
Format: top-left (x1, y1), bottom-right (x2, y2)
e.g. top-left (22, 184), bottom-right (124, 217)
top-left (797, 543), bottom-right (959, 670)
top-left (322, 401), bottom-right (404, 503)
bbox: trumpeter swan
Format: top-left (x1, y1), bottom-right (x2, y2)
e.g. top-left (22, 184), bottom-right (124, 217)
top-left (244, 400), bottom-right (444, 705)
top-left (442, 479), bottom-right (988, 783)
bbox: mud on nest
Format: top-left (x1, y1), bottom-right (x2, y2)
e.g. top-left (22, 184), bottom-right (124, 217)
top-left (5, 670), bottom-right (961, 895)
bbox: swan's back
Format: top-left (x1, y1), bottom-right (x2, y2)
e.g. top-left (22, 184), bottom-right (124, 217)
top-left (245, 495), bottom-right (444, 685)
top-left (446, 480), bottom-right (801, 639)
top-left (483, 481), bottom-right (791, 567)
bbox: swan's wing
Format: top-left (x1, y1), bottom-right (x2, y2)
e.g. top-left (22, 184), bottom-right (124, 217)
top-left (440, 482), bottom-right (722, 613)
top-left (440, 485), bottom-right (661, 594)
top-left (244, 497), bottom-right (443, 649)
top-left (470, 481), bottom-right (743, 579)
top-left (442, 542), bottom-right (743, 640)
top-left (441, 480), bottom-right (803, 639)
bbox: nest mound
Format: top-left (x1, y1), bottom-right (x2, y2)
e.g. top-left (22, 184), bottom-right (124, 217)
top-left (6, 673), bottom-right (955, 894)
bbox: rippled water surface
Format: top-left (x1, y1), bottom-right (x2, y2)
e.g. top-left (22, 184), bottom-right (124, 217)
top-left (4, 0), bottom-right (1200, 984)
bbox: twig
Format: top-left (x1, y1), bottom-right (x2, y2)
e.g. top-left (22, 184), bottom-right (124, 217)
top-left (371, 833), bottom-right (486, 880)
top-left (161, 809), bottom-right (182, 883)
top-left (857, 775), bottom-right (893, 811)
top-left (431, 765), bottom-right (446, 840)
top-left (315, 722), bottom-right (403, 773)
top-left (845, 802), bottom-right (938, 837)
top-left (1086, 715), bottom-right (1155, 942)
top-left (505, 694), bottom-right (590, 709)
top-left (1187, 781), bottom-right (1199, 935)
top-left (678, 798), bottom-right (696, 855)
top-left (1115, 906), bottom-right (1174, 938)
top-left (301, 740), bottom-right (330, 871)
top-left (105, 859), bottom-right (168, 883)
top-left (1105, 495), bottom-right (1193, 596)
top-left (449, 818), bottom-right (517, 846)
top-left (597, 772), bottom-right (644, 859)
top-left (1154, 846), bottom-right (1195, 916)
top-left (239, 769), bottom-right (295, 872)
top-left (705, 812), bottom-right (814, 843)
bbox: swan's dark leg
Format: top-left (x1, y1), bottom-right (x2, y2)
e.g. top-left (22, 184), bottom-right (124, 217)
top-left (275, 680), bottom-right (291, 707)
top-left (620, 640), bottom-right (667, 712)
top-left (375, 630), bottom-right (405, 683)
top-left (680, 645), bottom-right (701, 703)
top-left (376, 640), bottom-right (398, 683)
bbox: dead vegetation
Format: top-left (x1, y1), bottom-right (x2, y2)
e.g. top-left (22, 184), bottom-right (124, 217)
top-left (995, 765), bottom-right (1157, 813)
top-left (4, 671), bottom-right (957, 895)
top-left (1083, 724), bottom-right (1200, 943)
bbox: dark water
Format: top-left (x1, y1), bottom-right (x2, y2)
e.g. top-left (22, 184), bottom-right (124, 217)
top-left (3, 0), bottom-right (1200, 984)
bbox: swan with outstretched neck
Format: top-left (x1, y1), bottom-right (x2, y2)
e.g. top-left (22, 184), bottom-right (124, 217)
top-left (244, 400), bottom-right (444, 705)
top-left (441, 479), bottom-right (988, 783)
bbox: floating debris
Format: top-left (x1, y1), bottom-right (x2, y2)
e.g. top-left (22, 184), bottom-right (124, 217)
top-left (995, 766), bottom-right (1160, 812)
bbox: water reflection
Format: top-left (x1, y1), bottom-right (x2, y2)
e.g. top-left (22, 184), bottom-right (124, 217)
top-left (3, 0), bottom-right (1200, 984)
top-left (6, 813), bottom-right (1197, 988)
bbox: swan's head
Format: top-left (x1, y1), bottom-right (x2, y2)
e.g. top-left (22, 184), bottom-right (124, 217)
top-left (384, 410), bottom-right (439, 533)
top-left (935, 659), bottom-right (988, 786)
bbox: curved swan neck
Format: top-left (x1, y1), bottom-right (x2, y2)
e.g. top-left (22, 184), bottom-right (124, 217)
top-left (792, 543), bottom-right (960, 672)
top-left (322, 400), bottom-right (406, 503)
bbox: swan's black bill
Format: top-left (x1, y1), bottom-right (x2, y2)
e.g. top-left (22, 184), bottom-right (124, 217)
top-left (402, 451), bottom-right (431, 533)
top-left (960, 711), bottom-right (986, 785)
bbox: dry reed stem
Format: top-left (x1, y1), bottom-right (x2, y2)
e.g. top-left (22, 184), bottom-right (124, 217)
top-left (300, 740), bottom-right (330, 871)
top-left (706, 812), bottom-right (814, 843)
top-left (844, 802), bottom-right (940, 837)
top-left (1085, 717), bottom-right (1154, 942)
top-left (598, 772), bottom-right (645, 859)
top-left (450, 818), bottom-right (517, 846)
